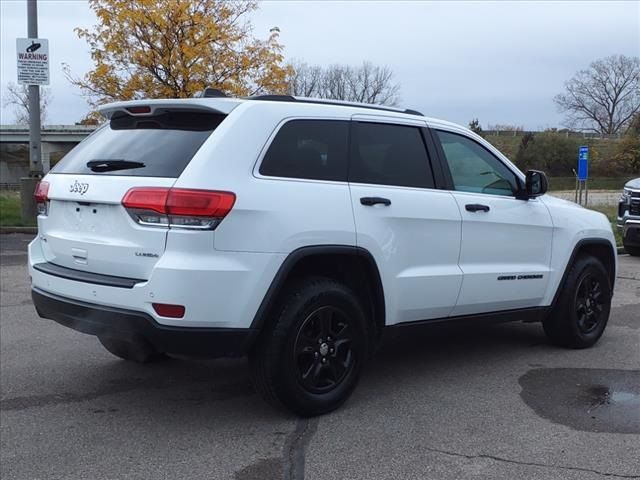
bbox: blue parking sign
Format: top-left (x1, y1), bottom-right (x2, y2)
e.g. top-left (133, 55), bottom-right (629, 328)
top-left (578, 146), bottom-right (588, 181)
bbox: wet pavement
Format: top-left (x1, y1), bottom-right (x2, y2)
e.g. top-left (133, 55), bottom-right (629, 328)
top-left (1, 234), bottom-right (639, 480)
top-left (519, 368), bottom-right (640, 434)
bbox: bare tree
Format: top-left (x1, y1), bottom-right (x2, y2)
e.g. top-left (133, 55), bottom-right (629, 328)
top-left (2, 82), bottom-right (52, 125)
top-left (287, 60), bottom-right (324, 97)
top-left (554, 55), bottom-right (640, 134)
top-left (288, 61), bottom-right (400, 106)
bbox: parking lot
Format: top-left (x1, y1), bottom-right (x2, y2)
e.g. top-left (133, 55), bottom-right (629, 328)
top-left (1, 233), bottom-right (638, 480)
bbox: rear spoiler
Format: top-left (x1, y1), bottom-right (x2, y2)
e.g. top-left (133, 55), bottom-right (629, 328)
top-left (98, 98), bottom-right (244, 119)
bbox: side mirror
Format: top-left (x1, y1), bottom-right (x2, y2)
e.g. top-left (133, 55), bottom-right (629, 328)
top-left (524, 170), bottom-right (548, 198)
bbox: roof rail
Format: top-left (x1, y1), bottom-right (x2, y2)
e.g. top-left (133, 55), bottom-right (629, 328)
top-left (248, 94), bottom-right (423, 116)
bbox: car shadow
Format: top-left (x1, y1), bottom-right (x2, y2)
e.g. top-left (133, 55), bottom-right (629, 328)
top-left (1, 320), bottom-right (551, 423)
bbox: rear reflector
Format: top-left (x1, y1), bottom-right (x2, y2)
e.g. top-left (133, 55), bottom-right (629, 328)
top-left (122, 187), bottom-right (235, 230)
top-left (34, 181), bottom-right (49, 203)
top-left (152, 303), bottom-right (185, 318)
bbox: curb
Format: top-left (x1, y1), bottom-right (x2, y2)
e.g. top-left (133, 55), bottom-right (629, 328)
top-left (0, 227), bottom-right (37, 234)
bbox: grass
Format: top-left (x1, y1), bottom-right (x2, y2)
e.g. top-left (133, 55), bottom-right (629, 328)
top-left (0, 192), bottom-right (36, 227)
top-left (588, 204), bottom-right (622, 247)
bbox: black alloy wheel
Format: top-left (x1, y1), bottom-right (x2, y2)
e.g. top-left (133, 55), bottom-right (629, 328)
top-left (294, 305), bottom-right (355, 394)
top-left (249, 277), bottom-right (369, 416)
top-left (574, 273), bottom-right (606, 334)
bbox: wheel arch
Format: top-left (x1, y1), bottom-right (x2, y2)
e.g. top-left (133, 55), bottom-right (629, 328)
top-left (551, 238), bottom-right (617, 307)
top-left (250, 245), bottom-right (386, 345)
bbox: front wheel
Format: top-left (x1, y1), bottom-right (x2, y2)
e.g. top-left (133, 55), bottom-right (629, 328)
top-left (249, 277), bottom-right (369, 417)
top-left (543, 255), bottom-right (611, 348)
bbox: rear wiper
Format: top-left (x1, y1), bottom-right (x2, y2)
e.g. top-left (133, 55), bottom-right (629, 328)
top-left (87, 159), bottom-right (145, 172)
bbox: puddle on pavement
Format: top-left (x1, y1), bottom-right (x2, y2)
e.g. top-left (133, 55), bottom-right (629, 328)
top-left (519, 368), bottom-right (640, 434)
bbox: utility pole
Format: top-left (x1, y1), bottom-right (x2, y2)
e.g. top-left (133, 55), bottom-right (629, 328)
top-left (20, 0), bottom-right (43, 223)
top-left (27, 0), bottom-right (42, 174)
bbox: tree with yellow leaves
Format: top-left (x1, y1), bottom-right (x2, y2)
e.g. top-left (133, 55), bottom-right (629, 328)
top-left (65, 0), bottom-right (291, 107)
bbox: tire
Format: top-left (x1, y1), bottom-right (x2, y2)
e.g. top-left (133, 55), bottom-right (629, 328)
top-left (543, 255), bottom-right (611, 349)
top-left (249, 276), bottom-right (369, 417)
top-left (623, 244), bottom-right (640, 256)
top-left (98, 336), bottom-right (166, 363)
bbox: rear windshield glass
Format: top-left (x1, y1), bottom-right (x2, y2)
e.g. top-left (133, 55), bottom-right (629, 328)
top-left (52, 111), bottom-right (225, 177)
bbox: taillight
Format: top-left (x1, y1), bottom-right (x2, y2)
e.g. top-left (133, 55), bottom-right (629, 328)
top-left (122, 187), bottom-right (169, 212)
top-left (34, 181), bottom-right (50, 215)
top-left (34, 181), bottom-right (49, 203)
top-left (122, 187), bottom-right (235, 230)
top-left (166, 189), bottom-right (236, 228)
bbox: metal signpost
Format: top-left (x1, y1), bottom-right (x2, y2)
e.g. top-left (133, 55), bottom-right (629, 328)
top-left (575, 145), bottom-right (589, 206)
top-left (17, 0), bottom-right (48, 222)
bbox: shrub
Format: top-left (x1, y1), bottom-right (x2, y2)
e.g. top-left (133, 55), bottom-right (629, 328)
top-left (514, 132), bottom-right (582, 176)
top-left (613, 115), bottom-right (640, 174)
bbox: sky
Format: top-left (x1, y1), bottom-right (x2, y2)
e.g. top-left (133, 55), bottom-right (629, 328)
top-left (1, 0), bottom-right (639, 129)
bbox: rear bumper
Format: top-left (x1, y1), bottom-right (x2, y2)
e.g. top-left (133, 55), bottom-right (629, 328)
top-left (28, 235), bottom-right (285, 329)
top-left (32, 288), bottom-right (257, 357)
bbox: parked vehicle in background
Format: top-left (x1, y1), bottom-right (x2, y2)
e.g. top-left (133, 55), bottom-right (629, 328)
top-left (618, 178), bottom-right (640, 256)
top-left (29, 92), bottom-right (617, 416)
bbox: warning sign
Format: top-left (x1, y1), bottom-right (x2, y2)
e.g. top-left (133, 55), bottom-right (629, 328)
top-left (16, 38), bottom-right (49, 85)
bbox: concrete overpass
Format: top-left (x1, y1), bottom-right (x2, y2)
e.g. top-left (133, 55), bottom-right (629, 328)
top-left (0, 124), bottom-right (96, 144)
top-left (0, 125), bottom-right (95, 183)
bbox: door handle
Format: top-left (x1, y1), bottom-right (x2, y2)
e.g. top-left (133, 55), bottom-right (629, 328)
top-left (465, 203), bottom-right (490, 212)
top-left (360, 197), bottom-right (391, 206)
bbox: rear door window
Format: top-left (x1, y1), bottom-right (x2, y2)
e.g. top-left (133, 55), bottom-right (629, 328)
top-left (349, 122), bottom-right (435, 188)
top-left (259, 120), bottom-right (349, 181)
top-left (52, 111), bottom-right (225, 177)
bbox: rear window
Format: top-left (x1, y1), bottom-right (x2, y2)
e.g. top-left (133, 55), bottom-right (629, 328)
top-left (52, 111), bottom-right (225, 177)
top-left (350, 122), bottom-right (434, 188)
top-left (259, 120), bottom-right (349, 181)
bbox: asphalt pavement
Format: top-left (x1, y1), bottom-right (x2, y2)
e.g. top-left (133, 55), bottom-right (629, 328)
top-left (1, 234), bottom-right (639, 480)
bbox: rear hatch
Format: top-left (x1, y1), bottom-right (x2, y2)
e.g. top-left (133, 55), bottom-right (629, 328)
top-left (38, 105), bottom-right (228, 280)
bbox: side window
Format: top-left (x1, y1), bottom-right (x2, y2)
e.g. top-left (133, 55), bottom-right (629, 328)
top-left (435, 130), bottom-right (517, 196)
top-left (349, 122), bottom-right (435, 189)
top-left (260, 120), bottom-right (349, 181)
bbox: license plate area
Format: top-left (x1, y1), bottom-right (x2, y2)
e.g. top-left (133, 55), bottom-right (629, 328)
top-left (54, 201), bottom-right (115, 235)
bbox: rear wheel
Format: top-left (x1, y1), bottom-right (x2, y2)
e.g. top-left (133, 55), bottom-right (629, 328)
top-left (249, 277), bottom-right (368, 416)
top-left (98, 336), bottom-right (166, 363)
top-left (543, 255), bottom-right (611, 348)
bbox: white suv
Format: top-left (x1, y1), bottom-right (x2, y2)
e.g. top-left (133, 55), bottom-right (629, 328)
top-left (29, 93), bottom-right (617, 416)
